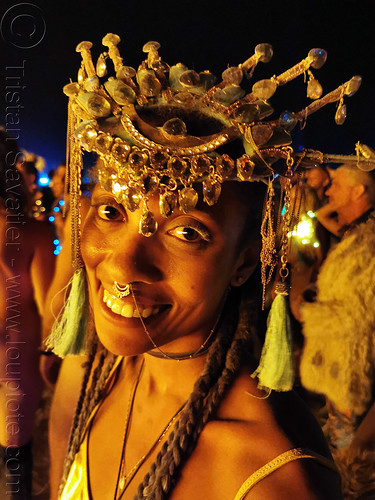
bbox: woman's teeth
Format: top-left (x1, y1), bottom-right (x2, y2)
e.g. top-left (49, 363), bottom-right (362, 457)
top-left (103, 289), bottom-right (160, 319)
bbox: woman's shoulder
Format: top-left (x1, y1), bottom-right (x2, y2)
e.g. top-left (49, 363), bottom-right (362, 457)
top-left (196, 370), bottom-right (341, 498)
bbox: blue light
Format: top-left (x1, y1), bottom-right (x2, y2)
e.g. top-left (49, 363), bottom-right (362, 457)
top-left (58, 199), bottom-right (65, 206)
top-left (53, 239), bottom-right (59, 245)
top-left (53, 206), bottom-right (60, 212)
top-left (54, 249), bottom-right (59, 255)
top-left (56, 245), bottom-right (62, 252)
top-left (48, 216), bottom-right (55, 222)
top-left (38, 176), bottom-right (49, 186)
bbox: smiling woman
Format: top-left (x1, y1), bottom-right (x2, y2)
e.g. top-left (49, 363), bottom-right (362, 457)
top-left (44, 34), bottom-right (357, 499)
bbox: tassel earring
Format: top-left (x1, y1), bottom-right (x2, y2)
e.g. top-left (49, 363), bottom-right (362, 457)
top-left (45, 268), bottom-right (89, 357)
top-left (252, 147), bottom-right (295, 391)
top-left (46, 99), bottom-right (89, 358)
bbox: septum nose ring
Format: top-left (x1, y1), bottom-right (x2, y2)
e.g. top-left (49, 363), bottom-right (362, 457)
top-left (112, 281), bottom-right (131, 298)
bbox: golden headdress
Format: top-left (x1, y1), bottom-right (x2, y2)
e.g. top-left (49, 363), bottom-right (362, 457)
top-left (64, 33), bottom-right (361, 250)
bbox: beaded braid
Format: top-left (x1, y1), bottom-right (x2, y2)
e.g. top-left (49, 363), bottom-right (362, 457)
top-left (134, 291), bottom-right (250, 500)
top-left (199, 295), bottom-right (259, 427)
top-left (59, 333), bottom-right (117, 493)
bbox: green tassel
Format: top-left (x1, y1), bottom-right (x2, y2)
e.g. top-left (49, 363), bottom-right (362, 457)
top-left (46, 268), bottom-right (89, 358)
top-left (252, 283), bottom-right (294, 391)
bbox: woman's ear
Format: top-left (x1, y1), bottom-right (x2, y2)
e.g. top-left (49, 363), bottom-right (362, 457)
top-left (230, 242), bottom-right (260, 287)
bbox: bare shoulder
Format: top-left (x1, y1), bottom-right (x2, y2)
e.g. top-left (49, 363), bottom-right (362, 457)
top-left (50, 355), bottom-right (88, 428)
top-left (49, 355), bottom-right (88, 497)
top-left (184, 370), bottom-right (341, 499)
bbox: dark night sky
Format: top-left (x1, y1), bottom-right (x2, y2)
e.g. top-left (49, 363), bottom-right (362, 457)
top-left (1, 0), bottom-right (374, 172)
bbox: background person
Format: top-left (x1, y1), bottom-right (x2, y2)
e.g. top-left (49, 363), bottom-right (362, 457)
top-left (0, 129), bottom-right (56, 499)
top-left (300, 162), bottom-right (375, 498)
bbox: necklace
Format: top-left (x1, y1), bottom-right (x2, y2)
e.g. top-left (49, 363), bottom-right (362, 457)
top-left (131, 286), bottom-right (227, 361)
top-left (114, 359), bottom-right (185, 500)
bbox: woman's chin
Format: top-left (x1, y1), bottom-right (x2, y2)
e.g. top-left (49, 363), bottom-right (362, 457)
top-left (95, 328), bottom-right (152, 357)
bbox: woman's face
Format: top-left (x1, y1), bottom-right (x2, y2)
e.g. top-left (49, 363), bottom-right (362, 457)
top-left (82, 181), bottom-right (258, 356)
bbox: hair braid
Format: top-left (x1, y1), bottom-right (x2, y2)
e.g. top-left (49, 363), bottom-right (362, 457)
top-left (59, 335), bottom-right (117, 493)
top-left (135, 292), bottom-right (240, 499)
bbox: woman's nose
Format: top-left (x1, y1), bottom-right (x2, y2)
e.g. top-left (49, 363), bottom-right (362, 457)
top-left (107, 226), bottom-right (163, 285)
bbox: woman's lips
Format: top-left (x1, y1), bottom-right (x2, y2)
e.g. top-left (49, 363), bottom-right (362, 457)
top-left (102, 288), bottom-right (167, 319)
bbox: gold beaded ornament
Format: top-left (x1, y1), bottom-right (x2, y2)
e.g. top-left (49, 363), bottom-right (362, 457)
top-left (64, 33), bottom-right (362, 251)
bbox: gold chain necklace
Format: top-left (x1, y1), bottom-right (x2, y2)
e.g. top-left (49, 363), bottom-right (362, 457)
top-left (114, 359), bottom-right (185, 500)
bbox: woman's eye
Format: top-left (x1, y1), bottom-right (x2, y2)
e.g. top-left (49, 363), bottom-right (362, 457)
top-left (96, 204), bottom-right (123, 221)
top-left (168, 224), bottom-right (211, 243)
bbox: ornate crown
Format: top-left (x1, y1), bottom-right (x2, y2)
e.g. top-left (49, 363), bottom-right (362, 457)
top-left (64, 33), bottom-right (361, 242)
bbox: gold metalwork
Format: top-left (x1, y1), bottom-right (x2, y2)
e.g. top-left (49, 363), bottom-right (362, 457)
top-left (63, 32), bottom-right (361, 253)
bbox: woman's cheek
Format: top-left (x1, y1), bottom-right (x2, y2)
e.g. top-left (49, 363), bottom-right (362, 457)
top-left (81, 220), bottom-right (106, 266)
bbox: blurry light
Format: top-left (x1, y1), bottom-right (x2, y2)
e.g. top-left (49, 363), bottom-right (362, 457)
top-left (53, 249), bottom-right (60, 255)
top-left (53, 239), bottom-right (59, 245)
top-left (48, 216), bottom-right (55, 222)
top-left (58, 199), bottom-right (65, 206)
top-left (313, 242), bottom-right (320, 248)
top-left (53, 206), bottom-right (60, 212)
top-left (56, 245), bottom-right (62, 252)
top-left (301, 239), bottom-right (308, 245)
top-left (38, 176), bottom-right (49, 186)
top-left (296, 220), bottom-right (312, 239)
top-left (35, 199), bottom-right (42, 205)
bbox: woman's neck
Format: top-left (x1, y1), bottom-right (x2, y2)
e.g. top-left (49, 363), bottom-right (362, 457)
top-left (141, 352), bottom-right (207, 400)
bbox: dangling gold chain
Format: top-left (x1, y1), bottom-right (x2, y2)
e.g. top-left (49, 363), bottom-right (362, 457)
top-left (260, 177), bottom-right (277, 308)
top-left (278, 147), bottom-right (294, 285)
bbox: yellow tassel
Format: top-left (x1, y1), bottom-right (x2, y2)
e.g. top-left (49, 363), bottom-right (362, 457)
top-left (252, 283), bottom-right (294, 391)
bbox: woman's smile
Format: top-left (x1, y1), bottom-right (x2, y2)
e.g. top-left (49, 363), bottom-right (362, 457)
top-left (103, 288), bottom-right (160, 318)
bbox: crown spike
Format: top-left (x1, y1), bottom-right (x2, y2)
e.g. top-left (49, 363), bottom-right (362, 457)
top-left (143, 41), bottom-right (161, 69)
top-left (273, 48), bottom-right (327, 86)
top-left (240, 43), bottom-right (273, 75)
top-left (76, 41), bottom-right (96, 79)
top-left (102, 33), bottom-right (125, 76)
top-left (295, 75), bottom-right (362, 122)
top-left (250, 48), bottom-right (327, 101)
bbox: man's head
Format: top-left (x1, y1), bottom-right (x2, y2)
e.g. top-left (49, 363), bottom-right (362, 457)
top-left (325, 163), bottom-right (375, 226)
top-left (305, 165), bottom-right (330, 199)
